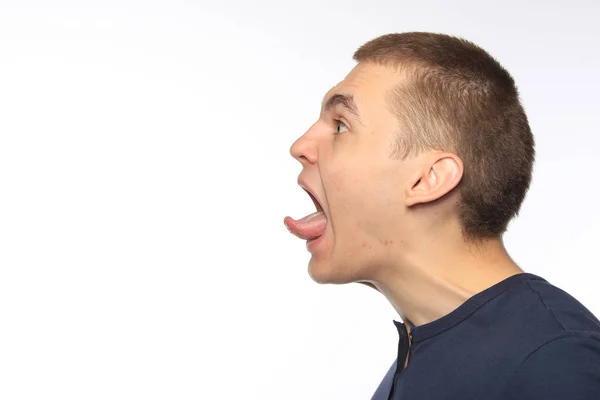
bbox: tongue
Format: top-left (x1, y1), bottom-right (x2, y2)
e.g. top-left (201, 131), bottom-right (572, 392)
top-left (284, 211), bottom-right (327, 240)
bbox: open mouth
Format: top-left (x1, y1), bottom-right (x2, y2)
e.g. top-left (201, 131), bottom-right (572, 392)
top-left (304, 189), bottom-right (323, 213)
top-left (283, 184), bottom-right (328, 245)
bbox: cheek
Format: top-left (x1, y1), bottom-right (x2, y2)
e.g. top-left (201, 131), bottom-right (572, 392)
top-left (326, 170), bottom-right (381, 223)
top-left (323, 142), bottom-right (400, 227)
top-left (328, 168), bottom-right (403, 235)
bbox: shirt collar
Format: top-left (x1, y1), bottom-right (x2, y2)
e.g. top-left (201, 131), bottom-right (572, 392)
top-left (393, 272), bottom-right (544, 343)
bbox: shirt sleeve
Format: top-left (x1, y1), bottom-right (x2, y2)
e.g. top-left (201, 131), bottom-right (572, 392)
top-left (502, 335), bottom-right (600, 400)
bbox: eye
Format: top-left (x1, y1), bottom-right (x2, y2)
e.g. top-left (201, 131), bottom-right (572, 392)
top-left (334, 119), bottom-right (349, 134)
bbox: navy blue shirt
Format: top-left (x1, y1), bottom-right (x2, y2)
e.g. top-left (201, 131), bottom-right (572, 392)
top-left (371, 273), bottom-right (600, 399)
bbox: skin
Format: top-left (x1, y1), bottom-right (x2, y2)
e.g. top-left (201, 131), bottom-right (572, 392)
top-left (288, 61), bottom-right (524, 333)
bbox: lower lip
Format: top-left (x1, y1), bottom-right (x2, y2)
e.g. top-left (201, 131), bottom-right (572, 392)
top-left (306, 234), bottom-right (325, 252)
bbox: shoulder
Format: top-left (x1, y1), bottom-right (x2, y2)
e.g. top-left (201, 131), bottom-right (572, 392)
top-left (523, 279), bottom-right (600, 332)
top-left (501, 334), bottom-right (600, 400)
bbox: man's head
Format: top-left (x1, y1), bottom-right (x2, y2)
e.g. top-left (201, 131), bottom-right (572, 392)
top-left (286, 32), bottom-right (535, 285)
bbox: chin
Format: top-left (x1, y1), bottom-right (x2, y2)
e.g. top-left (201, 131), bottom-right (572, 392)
top-left (307, 258), bottom-right (362, 285)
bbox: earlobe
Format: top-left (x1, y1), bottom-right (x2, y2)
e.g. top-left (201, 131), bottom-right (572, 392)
top-left (405, 154), bottom-right (463, 207)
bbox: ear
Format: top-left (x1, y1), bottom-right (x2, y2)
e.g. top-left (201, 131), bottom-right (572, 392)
top-left (405, 153), bottom-right (463, 207)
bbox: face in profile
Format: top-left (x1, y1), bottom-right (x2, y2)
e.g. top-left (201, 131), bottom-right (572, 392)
top-left (285, 62), bottom-right (420, 285)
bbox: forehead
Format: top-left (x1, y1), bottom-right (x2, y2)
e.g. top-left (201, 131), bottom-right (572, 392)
top-left (322, 62), bottom-right (401, 113)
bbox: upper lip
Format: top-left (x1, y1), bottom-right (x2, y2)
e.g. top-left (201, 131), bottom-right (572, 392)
top-left (297, 177), bottom-right (324, 212)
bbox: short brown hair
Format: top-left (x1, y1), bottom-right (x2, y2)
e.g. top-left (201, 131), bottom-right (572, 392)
top-left (354, 32), bottom-right (535, 240)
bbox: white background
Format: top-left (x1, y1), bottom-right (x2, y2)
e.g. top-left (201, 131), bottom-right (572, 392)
top-left (0, 1), bottom-right (598, 399)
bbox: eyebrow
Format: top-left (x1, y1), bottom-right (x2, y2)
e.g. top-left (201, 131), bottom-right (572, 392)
top-left (321, 93), bottom-right (363, 124)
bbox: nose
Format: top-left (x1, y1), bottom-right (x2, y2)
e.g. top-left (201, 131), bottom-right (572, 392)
top-left (289, 125), bottom-right (318, 166)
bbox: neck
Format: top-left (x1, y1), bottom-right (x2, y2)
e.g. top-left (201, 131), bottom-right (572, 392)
top-left (370, 234), bottom-right (523, 328)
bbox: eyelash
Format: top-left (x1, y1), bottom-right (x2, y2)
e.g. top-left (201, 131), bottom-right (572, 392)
top-left (333, 118), bottom-right (348, 134)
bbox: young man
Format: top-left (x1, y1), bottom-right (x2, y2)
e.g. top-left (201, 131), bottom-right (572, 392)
top-left (284, 32), bottom-right (600, 399)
